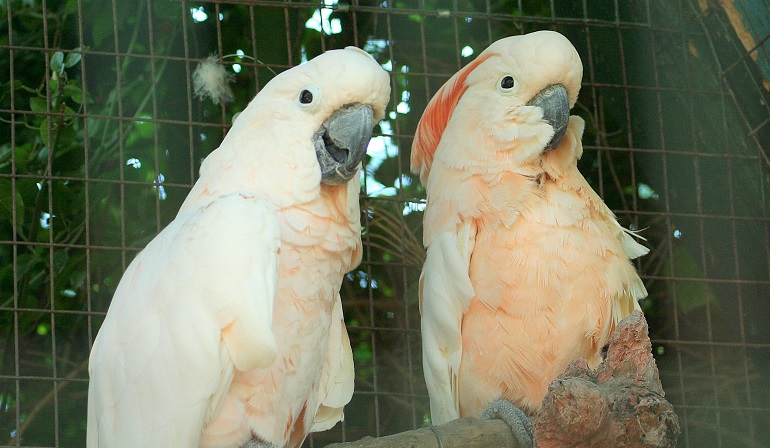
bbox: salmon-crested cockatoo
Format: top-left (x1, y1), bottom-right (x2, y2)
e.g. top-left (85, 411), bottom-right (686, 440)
top-left (411, 31), bottom-right (648, 446)
top-left (87, 47), bottom-right (390, 448)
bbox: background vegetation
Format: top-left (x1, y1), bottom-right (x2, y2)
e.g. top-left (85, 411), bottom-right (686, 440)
top-left (1, 0), bottom-right (769, 446)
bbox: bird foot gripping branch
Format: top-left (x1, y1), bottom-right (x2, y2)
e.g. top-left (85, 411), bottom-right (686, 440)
top-left (480, 400), bottom-right (534, 448)
top-left (533, 311), bottom-right (680, 448)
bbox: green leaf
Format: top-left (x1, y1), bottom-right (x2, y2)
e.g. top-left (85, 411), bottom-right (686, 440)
top-left (51, 51), bottom-right (65, 74)
top-left (353, 342), bottom-right (373, 363)
top-left (29, 96), bottom-right (47, 112)
top-left (64, 52), bottom-right (81, 68)
top-left (0, 178), bottom-right (25, 225)
top-left (133, 118), bottom-right (155, 138)
top-left (17, 253), bottom-right (42, 280)
top-left (92, 18), bottom-right (112, 47)
top-left (0, 143), bottom-right (33, 172)
top-left (65, 0), bottom-right (79, 14)
top-left (36, 323), bottom-right (49, 336)
top-left (15, 144), bottom-right (32, 172)
top-left (53, 250), bottom-right (69, 274)
top-left (51, 181), bottom-right (75, 215)
top-left (0, 144), bottom-right (10, 169)
top-left (63, 83), bottom-right (83, 104)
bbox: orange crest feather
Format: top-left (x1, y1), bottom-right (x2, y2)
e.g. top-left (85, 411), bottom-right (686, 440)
top-left (410, 53), bottom-right (493, 184)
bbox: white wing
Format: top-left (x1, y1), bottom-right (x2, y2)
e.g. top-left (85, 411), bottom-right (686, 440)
top-left (87, 193), bottom-right (281, 448)
top-left (310, 295), bottom-right (355, 432)
top-left (420, 224), bottom-right (476, 425)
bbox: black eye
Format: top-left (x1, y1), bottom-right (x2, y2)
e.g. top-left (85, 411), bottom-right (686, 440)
top-left (500, 75), bottom-right (515, 89)
top-left (299, 89), bottom-right (314, 104)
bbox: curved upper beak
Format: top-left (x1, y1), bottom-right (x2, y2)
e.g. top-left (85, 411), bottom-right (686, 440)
top-left (527, 84), bottom-right (570, 151)
top-left (314, 103), bottom-right (374, 185)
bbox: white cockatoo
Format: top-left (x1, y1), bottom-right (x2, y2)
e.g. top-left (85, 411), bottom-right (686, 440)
top-left (87, 47), bottom-right (390, 448)
top-left (411, 31), bottom-right (648, 445)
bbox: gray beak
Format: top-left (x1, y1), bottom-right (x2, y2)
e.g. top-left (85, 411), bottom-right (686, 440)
top-left (527, 84), bottom-right (569, 151)
top-left (314, 103), bottom-right (374, 185)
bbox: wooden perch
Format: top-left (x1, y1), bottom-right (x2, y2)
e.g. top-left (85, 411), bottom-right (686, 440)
top-left (328, 311), bottom-right (679, 448)
top-left (325, 417), bottom-right (524, 448)
top-left (534, 310), bottom-right (680, 447)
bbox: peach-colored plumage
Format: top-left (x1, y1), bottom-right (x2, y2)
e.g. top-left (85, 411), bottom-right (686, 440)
top-left (87, 47), bottom-right (390, 448)
top-left (412, 31), bottom-right (648, 425)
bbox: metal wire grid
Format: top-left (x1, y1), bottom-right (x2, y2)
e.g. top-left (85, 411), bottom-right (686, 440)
top-left (1, 0), bottom-right (769, 446)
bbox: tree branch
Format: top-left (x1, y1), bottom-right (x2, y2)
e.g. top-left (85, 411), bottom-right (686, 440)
top-left (325, 417), bottom-right (522, 448)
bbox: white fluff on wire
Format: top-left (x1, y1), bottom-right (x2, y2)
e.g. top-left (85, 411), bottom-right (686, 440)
top-left (192, 54), bottom-right (235, 105)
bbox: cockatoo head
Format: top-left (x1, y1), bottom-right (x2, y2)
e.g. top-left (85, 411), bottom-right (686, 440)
top-left (411, 31), bottom-right (583, 184)
top-left (261, 46), bottom-right (390, 185)
top-left (253, 46), bottom-right (390, 184)
top-left (202, 46), bottom-right (390, 207)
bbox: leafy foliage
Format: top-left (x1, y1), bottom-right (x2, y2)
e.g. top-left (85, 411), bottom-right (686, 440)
top-left (1, 0), bottom-right (769, 446)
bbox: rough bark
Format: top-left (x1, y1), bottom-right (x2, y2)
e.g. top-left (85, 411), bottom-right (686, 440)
top-left (324, 417), bottom-right (522, 448)
top-left (534, 310), bottom-right (680, 448)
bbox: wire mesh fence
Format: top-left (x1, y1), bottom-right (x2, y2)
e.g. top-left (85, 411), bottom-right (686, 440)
top-left (1, 0), bottom-right (769, 446)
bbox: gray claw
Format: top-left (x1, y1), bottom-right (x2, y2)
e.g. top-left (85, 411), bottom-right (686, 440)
top-left (240, 439), bottom-right (278, 448)
top-left (481, 399), bottom-right (535, 448)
